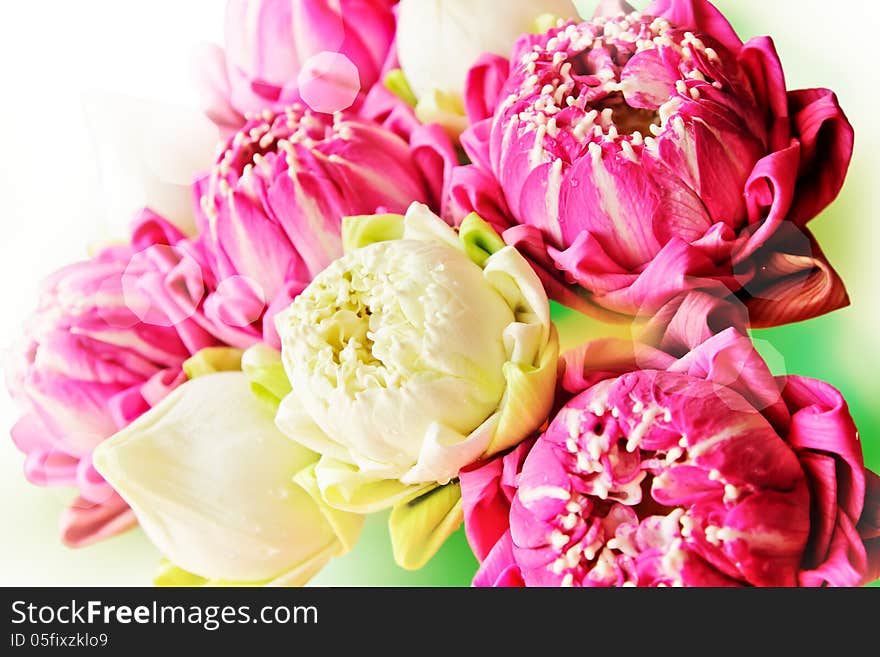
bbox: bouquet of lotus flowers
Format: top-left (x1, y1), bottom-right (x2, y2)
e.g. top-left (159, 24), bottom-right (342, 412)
top-left (6, 0), bottom-right (879, 588)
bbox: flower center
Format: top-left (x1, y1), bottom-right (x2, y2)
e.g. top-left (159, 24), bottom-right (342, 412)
top-left (285, 246), bottom-right (412, 394)
top-left (278, 239), bottom-right (514, 466)
top-left (513, 372), bottom-right (792, 588)
top-left (200, 105), bottom-right (352, 219)
top-left (539, 397), bottom-right (689, 587)
top-left (503, 11), bottom-right (725, 167)
top-left (280, 240), bottom-right (512, 400)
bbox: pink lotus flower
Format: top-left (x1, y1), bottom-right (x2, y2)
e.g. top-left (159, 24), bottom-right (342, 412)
top-left (461, 329), bottom-right (880, 587)
top-left (6, 212), bottom-right (219, 547)
top-left (452, 0), bottom-right (852, 332)
top-left (199, 0), bottom-right (397, 134)
top-left (193, 104), bottom-right (454, 349)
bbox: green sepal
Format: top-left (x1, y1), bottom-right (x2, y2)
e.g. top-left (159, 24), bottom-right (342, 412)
top-left (459, 212), bottom-right (507, 267)
top-left (241, 344), bottom-right (292, 411)
top-left (383, 68), bottom-right (418, 108)
top-left (183, 347), bottom-right (244, 380)
top-left (342, 213), bottom-right (405, 253)
top-left (389, 481), bottom-right (464, 571)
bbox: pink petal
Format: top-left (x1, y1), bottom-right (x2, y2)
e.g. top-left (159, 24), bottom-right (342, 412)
top-left (642, 290), bottom-right (748, 356)
top-left (23, 450), bottom-right (79, 488)
top-left (781, 376), bottom-right (864, 525)
top-left (192, 43), bottom-right (244, 136)
top-left (472, 531), bottom-right (523, 587)
top-left (409, 123), bottom-right (458, 217)
top-left (464, 53), bottom-right (511, 124)
top-left (737, 37), bottom-right (790, 152)
top-left (798, 511), bottom-right (868, 587)
top-left (670, 327), bottom-right (789, 429)
top-left (460, 456), bottom-right (512, 561)
top-left (560, 338), bottom-right (674, 397)
top-left (736, 142), bottom-right (800, 262)
top-left (744, 224), bottom-right (849, 327)
top-left (60, 494), bottom-right (138, 548)
top-left (858, 470), bottom-right (880, 584)
top-left (451, 164), bottom-right (513, 234)
top-left (786, 88), bottom-right (854, 226)
top-left (620, 49), bottom-right (676, 109)
top-left (646, 0), bottom-right (743, 54)
top-left (723, 488), bottom-right (810, 587)
top-left (216, 190), bottom-right (296, 298)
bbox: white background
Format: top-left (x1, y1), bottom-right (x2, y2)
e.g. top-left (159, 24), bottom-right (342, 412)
top-left (0, 0), bottom-right (878, 585)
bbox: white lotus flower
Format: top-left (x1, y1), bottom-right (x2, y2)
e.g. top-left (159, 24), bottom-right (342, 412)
top-left (274, 203), bottom-right (559, 513)
top-left (93, 372), bottom-right (362, 585)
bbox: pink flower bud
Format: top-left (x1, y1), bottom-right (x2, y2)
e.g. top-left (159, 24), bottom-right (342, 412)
top-left (194, 105), bottom-right (444, 347)
top-left (453, 0), bottom-right (852, 331)
top-left (462, 330), bottom-right (880, 587)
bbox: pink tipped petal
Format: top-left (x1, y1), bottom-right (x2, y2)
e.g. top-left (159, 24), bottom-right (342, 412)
top-left (460, 439), bottom-right (533, 561)
top-left (642, 290), bottom-right (748, 356)
top-left (744, 226), bottom-right (849, 327)
top-left (262, 281), bottom-right (309, 350)
top-left (193, 43), bottom-right (244, 136)
top-left (217, 191), bottom-right (295, 296)
top-left (560, 338), bottom-right (674, 396)
top-left (786, 88), bottom-right (855, 226)
top-left (722, 489), bottom-right (810, 586)
top-left (24, 450), bottom-right (79, 488)
top-left (671, 328), bottom-right (789, 429)
top-left (646, 0), bottom-right (743, 53)
top-left (204, 275), bottom-right (266, 330)
top-left (27, 374), bottom-right (126, 456)
top-left (461, 458), bottom-right (513, 561)
top-left (737, 143), bottom-right (800, 261)
top-left (107, 386), bottom-right (150, 430)
top-left (460, 119), bottom-right (495, 175)
top-left (451, 164), bottom-right (514, 234)
top-left (738, 37), bottom-right (790, 152)
top-left (131, 209), bottom-right (187, 250)
top-left (592, 238), bottom-right (732, 316)
top-left (798, 511), bottom-right (868, 587)
top-left (201, 0), bottom-right (395, 132)
top-left (620, 49), bottom-right (676, 109)
top-left (464, 54), bottom-right (511, 124)
top-left (473, 531), bottom-right (523, 587)
top-left (298, 51), bottom-right (361, 114)
top-left (781, 376), bottom-right (864, 524)
top-left (60, 494), bottom-right (138, 548)
top-left (409, 123), bottom-right (459, 216)
top-left (858, 471), bottom-right (880, 584)
top-left (10, 414), bottom-right (54, 455)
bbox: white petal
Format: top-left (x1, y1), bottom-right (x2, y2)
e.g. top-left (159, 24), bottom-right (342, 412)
top-left (397, 0), bottom-right (578, 99)
top-left (93, 372), bottom-right (348, 583)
